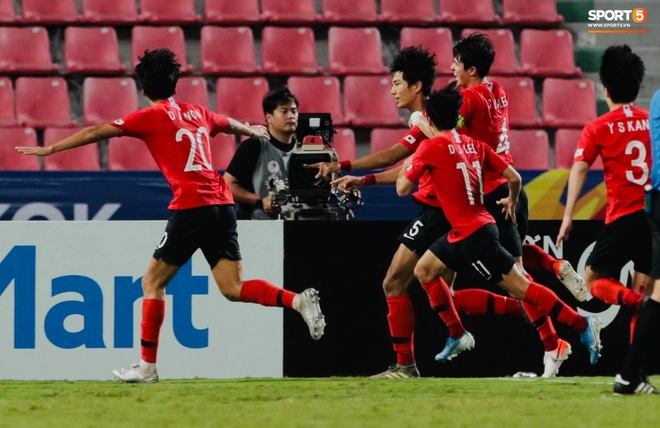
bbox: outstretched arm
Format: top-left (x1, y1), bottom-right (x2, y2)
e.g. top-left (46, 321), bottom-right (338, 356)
top-left (308, 142), bottom-right (411, 179)
top-left (226, 119), bottom-right (270, 140)
top-left (15, 124), bottom-right (121, 156)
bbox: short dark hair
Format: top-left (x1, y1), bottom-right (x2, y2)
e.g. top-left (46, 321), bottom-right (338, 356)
top-left (452, 33), bottom-right (495, 78)
top-left (389, 45), bottom-right (438, 96)
top-left (599, 45), bottom-right (645, 103)
top-left (425, 83), bottom-right (463, 131)
top-left (262, 88), bottom-right (298, 114)
top-left (134, 49), bottom-right (181, 100)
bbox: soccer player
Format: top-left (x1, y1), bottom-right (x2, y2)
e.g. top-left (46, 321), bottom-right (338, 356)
top-left (613, 88), bottom-right (660, 395)
top-left (396, 86), bottom-right (602, 368)
top-left (556, 45), bottom-right (651, 342)
top-left (15, 49), bottom-right (326, 383)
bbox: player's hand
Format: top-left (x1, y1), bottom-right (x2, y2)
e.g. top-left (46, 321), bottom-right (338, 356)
top-left (416, 116), bottom-right (434, 139)
top-left (248, 124), bottom-right (270, 140)
top-left (331, 175), bottom-right (364, 192)
top-left (496, 197), bottom-right (517, 223)
top-left (306, 161), bottom-right (339, 179)
top-left (262, 196), bottom-right (274, 213)
top-left (15, 145), bottom-right (52, 156)
top-left (556, 216), bottom-right (573, 248)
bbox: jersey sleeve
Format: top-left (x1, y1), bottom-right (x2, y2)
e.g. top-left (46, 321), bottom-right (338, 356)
top-left (200, 107), bottom-right (231, 136)
top-left (109, 108), bottom-right (154, 139)
top-left (404, 140), bottom-right (431, 183)
top-left (225, 138), bottom-right (261, 185)
top-left (574, 124), bottom-right (599, 165)
top-left (398, 126), bottom-right (427, 152)
top-left (458, 89), bottom-right (475, 128)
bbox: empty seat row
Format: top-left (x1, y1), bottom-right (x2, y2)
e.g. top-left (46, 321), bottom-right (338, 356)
top-left (0, 25), bottom-right (581, 78)
top-left (0, 0), bottom-right (563, 26)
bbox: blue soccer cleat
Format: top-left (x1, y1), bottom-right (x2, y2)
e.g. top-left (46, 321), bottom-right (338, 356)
top-left (435, 331), bottom-right (475, 362)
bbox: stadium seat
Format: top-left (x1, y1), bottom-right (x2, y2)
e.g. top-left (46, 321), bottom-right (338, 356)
top-left (20, 0), bottom-right (78, 24)
top-left (507, 129), bottom-right (550, 170)
top-left (502, 0), bottom-right (563, 26)
top-left (64, 27), bottom-right (127, 75)
top-left (107, 136), bottom-right (159, 171)
top-left (131, 26), bottom-right (193, 74)
top-left (260, 0), bottom-right (318, 24)
top-left (287, 76), bottom-right (345, 125)
top-left (439, 0), bottom-right (500, 25)
top-left (261, 27), bottom-right (323, 76)
top-left (81, 0), bottom-right (139, 24)
top-left (210, 133), bottom-right (237, 171)
top-left (320, 0), bottom-right (378, 25)
top-left (139, 0), bottom-right (201, 24)
top-left (379, 0), bottom-right (436, 25)
top-left (204, 0), bottom-right (262, 25)
top-left (399, 27), bottom-right (454, 76)
top-left (175, 77), bottom-right (209, 109)
top-left (15, 77), bottom-right (76, 128)
top-left (542, 78), bottom-right (596, 128)
top-left (344, 76), bottom-right (405, 127)
top-left (331, 128), bottom-right (357, 161)
top-left (216, 77), bottom-right (269, 125)
top-left (200, 26), bottom-right (259, 75)
top-left (0, 128), bottom-right (40, 171)
top-left (0, 0), bottom-right (17, 23)
top-left (492, 76), bottom-right (539, 128)
top-left (328, 27), bottom-right (388, 75)
top-left (461, 28), bottom-right (519, 75)
top-left (520, 29), bottom-right (581, 77)
top-left (555, 128), bottom-right (603, 170)
top-left (0, 27), bottom-right (59, 74)
top-left (0, 77), bottom-right (16, 126)
top-left (370, 128), bottom-right (409, 163)
top-left (42, 127), bottom-right (101, 171)
top-left (83, 77), bottom-right (138, 126)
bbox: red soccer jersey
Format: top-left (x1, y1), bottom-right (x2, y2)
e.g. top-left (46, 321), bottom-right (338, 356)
top-left (404, 130), bottom-right (510, 243)
top-left (110, 98), bottom-right (233, 210)
top-left (575, 104), bottom-right (651, 223)
top-left (396, 124), bottom-right (441, 207)
top-left (458, 80), bottom-right (512, 194)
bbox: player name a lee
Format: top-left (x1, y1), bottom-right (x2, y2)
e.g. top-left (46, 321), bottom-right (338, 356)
top-left (606, 119), bottom-right (649, 134)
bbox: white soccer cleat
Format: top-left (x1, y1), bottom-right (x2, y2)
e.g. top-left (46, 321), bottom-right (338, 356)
top-left (113, 363), bottom-right (159, 384)
top-left (555, 260), bottom-right (588, 302)
top-left (294, 288), bottom-right (326, 340)
top-left (542, 338), bottom-right (572, 378)
top-left (371, 363), bottom-right (420, 379)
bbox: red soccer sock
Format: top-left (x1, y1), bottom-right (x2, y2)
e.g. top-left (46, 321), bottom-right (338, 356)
top-left (422, 278), bottom-right (465, 338)
top-left (141, 298), bottom-right (165, 364)
top-left (522, 244), bottom-right (558, 272)
top-left (454, 289), bottom-right (521, 316)
top-left (520, 301), bottom-right (559, 351)
top-left (629, 312), bottom-right (638, 344)
top-left (240, 279), bottom-right (295, 308)
top-left (386, 295), bottom-right (415, 365)
top-left (591, 278), bottom-right (644, 311)
top-left (523, 282), bottom-right (588, 332)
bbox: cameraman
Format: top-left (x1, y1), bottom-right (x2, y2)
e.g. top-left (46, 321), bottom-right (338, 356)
top-left (224, 88), bottom-right (299, 219)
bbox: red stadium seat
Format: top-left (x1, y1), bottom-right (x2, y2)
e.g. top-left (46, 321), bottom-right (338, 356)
top-left (0, 27), bottom-right (59, 74)
top-left (328, 27), bottom-right (388, 75)
top-left (216, 77), bottom-right (269, 125)
top-left (379, 0), bottom-right (436, 25)
top-left (0, 0), bottom-right (17, 23)
top-left (520, 29), bottom-right (581, 77)
top-left (507, 129), bottom-right (550, 170)
top-left (321, 0), bottom-right (378, 25)
top-left (64, 27), bottom-right (126, 75)
top-left (370, 128), bottom-right (409, 164)
top-left (83, 77), bottom-right (138, 126)
top-left (81, 0), bottom-right (139, 24)
top-left (260, 0), bottom-right (318, 24)
top-left (502, 0), bottom-right (563, 26)
top-left (439, 0), bottom-right (500, 25)
top-left (175, 77), bottom-right (209, 109)
top-left (42, 127), bottom-right (101, 171)
top-left (210, 133), bottom-right (237, 171)
top-left (492, 76), bottom-right (539, 128)
top-left (131, 26), bottom-right (193, 74)
top-left (107, 136), bottom-right (159, 171)
top-left (0, 128), bottom-right (40, 171)
top-left (204, 0), bottom-right (262, 25)
top-left (399, 27), bottom-right (454, 76)
top-left (200, 26), bottom-right (259, 75)
top-left (139, 0), bottom-right (201, 24)
top-left (0, 77), bottom-right (16, 126)
top-left (15, 77), bottom-right (76, 128)
top-left (344, 76), bottom-right (404, 127)
top-left (261, 27), bottom-right (323, 75)
top-left (331, 128), bottom-right (357, 161)
top-left (542, 78), bottom-right (596, 128)
top-left (287, 76), bottom-right (345, 125)
top-left (555, 128), bottom-right (603, 170)
top-left (461, 28), bottom-right (519, 75)
top-left (20, 0), bottom-right (78, 24)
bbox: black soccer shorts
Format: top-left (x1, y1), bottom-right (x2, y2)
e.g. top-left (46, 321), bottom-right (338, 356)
top-left (397, 204), bottom-right (451, 256)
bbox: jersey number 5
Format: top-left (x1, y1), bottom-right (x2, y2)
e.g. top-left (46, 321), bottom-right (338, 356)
top-left (176, 126), bottom-right (213, 172)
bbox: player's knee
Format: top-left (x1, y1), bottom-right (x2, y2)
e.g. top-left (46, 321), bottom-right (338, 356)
top-left (216, 280), bottom-right (242, 302)
top-left (413, 263), bottom-right (434, 285)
